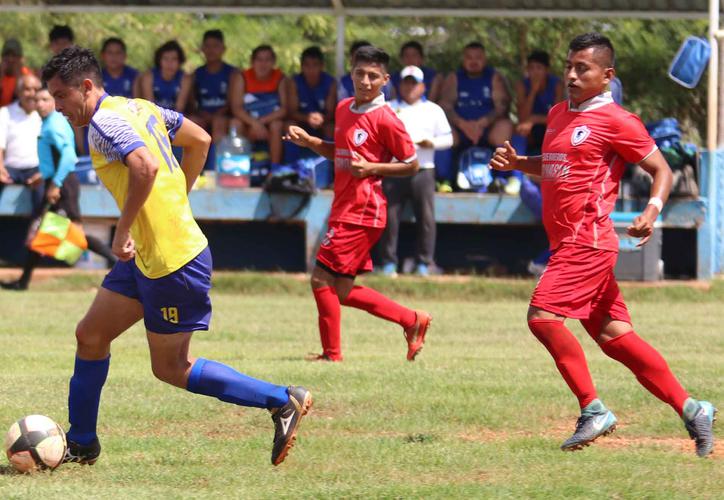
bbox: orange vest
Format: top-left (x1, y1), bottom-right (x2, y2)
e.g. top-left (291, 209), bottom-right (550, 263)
top-left (242, 68), bottom-right (283, 93)
top-left (1, 66), bottom-right (32, 106)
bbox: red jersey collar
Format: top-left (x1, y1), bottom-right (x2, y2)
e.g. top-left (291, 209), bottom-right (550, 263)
top-left (568, 91), bottom-right (613, 113)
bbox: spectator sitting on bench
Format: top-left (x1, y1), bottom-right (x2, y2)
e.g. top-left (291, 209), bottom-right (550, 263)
top-left (0, 74), bottom-right (43, 262)
top-left (188, 30), bottom-right (236, 146)
top-left (140, 40), bottom-right (192, 112)
top-left (48, 25), bottom-right (74, 56)
top-left (100, 37), bottom-right (139, 99)
top-left (230, 44), bottom-right (287, 168)
top-left (287, 46), bottom-right (336, 141)
top-left (515, 50), bottom-right (563, 157)
top-left (441, 41), bottom-right (515, 193)
top-left (1, 39), bottom-right (33, 108)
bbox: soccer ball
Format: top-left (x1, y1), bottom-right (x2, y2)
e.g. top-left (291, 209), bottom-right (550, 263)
top-left (5, 415), bottom-right (67, 473)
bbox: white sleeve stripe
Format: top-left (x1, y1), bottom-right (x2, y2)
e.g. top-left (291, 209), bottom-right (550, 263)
top-left (89, 122), bottom-right (123, 163)
top-left (638, 144), bottom-right (659, 164)
top-left (90, 111), bottom-right (145, 164)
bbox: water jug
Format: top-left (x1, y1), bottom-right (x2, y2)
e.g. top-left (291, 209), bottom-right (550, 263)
top-left (216, 126), bottom-right (251, 187)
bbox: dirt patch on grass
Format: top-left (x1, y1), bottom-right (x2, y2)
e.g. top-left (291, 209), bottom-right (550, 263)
top-left (596, 435), bottom-right (722, 457)
top-left (459, 422), bottom-right (721, 459)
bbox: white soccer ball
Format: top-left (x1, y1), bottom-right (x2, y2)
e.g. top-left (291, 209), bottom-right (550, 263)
top-left (5, 415), bottom-right (67, 473)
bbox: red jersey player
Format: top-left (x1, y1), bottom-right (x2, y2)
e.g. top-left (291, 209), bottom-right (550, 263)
top-left (284, 45), bottom-right (432, 362)
top-left (491, 33), bottom-right (715, 457)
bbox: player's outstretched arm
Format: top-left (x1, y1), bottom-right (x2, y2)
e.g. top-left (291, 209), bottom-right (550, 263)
top-left (172, 118), bottom-right (212, 193)
top-left (627, 149), bottom-right (673, 246)
top-left (490, 141), bottom-right (542, 176)
top-left (284, 125), bottom-right (335, 160)
top-left (115, 147), bottom-right (159, 261)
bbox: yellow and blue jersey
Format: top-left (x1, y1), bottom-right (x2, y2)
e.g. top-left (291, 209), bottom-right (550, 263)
top-left (88, 94), bottom-right (207, 279)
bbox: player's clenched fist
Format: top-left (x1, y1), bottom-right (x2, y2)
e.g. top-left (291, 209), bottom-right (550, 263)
top-left (112, 229), bottom-right (136, 262)
top-left (627, 212), bottom-right (656, 247)
top-left (283, 125), bottom-right (312, 147)
top-left (490, 141), bottom-right (518, 172)
top-left (350, 151), bottom-right (375, 178)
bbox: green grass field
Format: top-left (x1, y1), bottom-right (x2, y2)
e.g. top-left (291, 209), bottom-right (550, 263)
top-left (0, 273), bottom-right (722, 499)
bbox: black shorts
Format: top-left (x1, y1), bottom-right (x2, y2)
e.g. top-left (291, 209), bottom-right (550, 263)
top-left (49, 172), bottom-right (81, 222)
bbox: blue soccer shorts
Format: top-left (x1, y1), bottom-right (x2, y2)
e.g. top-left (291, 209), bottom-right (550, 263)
top-left (101, 246), bottom-right (213, 334)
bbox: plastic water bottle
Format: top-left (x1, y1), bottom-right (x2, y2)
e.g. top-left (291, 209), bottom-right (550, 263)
top-left (216, 126), bottom-right (251, 188)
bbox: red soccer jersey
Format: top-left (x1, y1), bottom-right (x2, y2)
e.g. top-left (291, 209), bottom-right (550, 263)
top-left (541, 93), bottom-right (657, 252)
top-left (330, 95), bottom-right (416, 228)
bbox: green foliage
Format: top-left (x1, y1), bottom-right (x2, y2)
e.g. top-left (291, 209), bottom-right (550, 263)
top-left (0, 13), bottom-right (708, 138)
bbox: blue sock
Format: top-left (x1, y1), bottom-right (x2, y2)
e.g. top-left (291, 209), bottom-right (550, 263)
top-left (67, 355), bottom-right (110, 445)
top-left (186, 358), bottom-right (289, 409)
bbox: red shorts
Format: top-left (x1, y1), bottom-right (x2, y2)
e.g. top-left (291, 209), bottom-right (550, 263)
top-left (530, 243), bottom-right (631, 324)
top-left (315, 221), bottom-right (384, 278)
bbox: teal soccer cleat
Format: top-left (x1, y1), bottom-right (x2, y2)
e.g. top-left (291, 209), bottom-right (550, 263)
top-left (561, 400), bottom-right (617, 451)
top-left (683, 399), bottom-right (717, 457)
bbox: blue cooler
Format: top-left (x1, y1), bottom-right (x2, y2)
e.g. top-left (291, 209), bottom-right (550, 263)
top-left (611, 211), bottom-right (663, 281)
top-left (74, 156), bottom-right (99, 185)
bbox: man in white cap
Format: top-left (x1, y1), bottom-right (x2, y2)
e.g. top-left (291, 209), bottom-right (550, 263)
top-left (380, 65), bottom-right (452, 277)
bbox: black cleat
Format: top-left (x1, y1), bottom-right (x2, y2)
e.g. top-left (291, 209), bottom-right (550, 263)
top-left (270, 386), bottom-right (312, 466)
top-left (63, 438), bottom-right (101, 465)
top-left (0, 280), bottom-right (28, 291)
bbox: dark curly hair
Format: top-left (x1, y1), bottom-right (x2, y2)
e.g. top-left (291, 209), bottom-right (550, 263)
top-left (154, 40), bottom-right (186, 68)
top-left (41, 46), bottom-right (103, 87)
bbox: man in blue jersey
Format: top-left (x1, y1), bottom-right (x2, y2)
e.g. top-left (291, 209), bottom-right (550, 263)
top-left (140, 40), bottom-right (191, 112)
top-left (42, 46), bottom-right (311, 467)
top-left (48, 25), bottom-right (74, 56)
top-left (441, 42), bottom-right (514, 190)
top-left (100, 38), bottom-right (139, 99)
top-left (287, 46), bottom-right (336, 140)
top-left (189, 30), bottom-right (236, 145)
top-left (515, 50), bottom-right (564, 156)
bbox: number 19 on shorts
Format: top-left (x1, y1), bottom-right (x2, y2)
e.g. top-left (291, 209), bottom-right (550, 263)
top-left (161, 306), bottom-right (179, 324)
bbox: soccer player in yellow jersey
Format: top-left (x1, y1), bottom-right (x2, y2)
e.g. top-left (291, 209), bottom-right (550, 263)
top-left (42, 47), bottom-right (311, 466)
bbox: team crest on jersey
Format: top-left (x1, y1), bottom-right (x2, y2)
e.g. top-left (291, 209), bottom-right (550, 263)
top-left (571, 125), bottom-right (591, 146)
top-left (353, 129), bottom-right (369, 146)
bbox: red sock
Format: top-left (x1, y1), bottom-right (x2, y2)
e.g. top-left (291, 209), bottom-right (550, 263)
top-left (342, 286), bottom-right (416, 329)
top-left (312, 287), bottom-right (342, 360)
top-left (600, 331), bottom-right (689, 415)
top-left (528, 319), bottom-right (598, 409)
